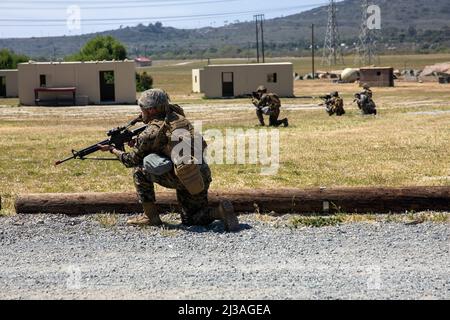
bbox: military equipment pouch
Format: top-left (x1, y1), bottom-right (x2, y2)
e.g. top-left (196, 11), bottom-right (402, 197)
top-left (143, 153), bottom-right (173, 176)
top-left (174, 157), bottom-right (205, 195)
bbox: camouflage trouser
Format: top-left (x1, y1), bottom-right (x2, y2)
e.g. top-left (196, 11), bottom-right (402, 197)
top-left (133, 162), bottom-right (214, 226)
top-left (256, 108), bottom-right (286, 127)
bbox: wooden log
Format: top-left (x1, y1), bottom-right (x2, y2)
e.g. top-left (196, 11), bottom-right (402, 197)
top-left (14, 187), bottom-right (450, 215)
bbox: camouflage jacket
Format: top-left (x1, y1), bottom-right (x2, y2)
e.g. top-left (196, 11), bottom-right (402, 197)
top-left (117, 115), bottom-right (168, 168)
top-left (116, 106), bottom-right (204, 168)
top-left (361, 89), bottom-right (373, 98)
top-left (331, 97), bottom-right (344, 108)
top-left (252, 93), bottom-right (281, 111)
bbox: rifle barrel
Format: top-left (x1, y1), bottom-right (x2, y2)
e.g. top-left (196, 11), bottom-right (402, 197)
top-left (55, 156), bottom-right (75, 166)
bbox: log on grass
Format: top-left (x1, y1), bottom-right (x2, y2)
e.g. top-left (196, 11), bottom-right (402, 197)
top-left (14, 186), bottom-right (450, 215)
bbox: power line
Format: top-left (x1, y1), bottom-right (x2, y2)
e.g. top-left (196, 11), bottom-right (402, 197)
top-left (0, 0), bottom-right (237, 10)
top-left (0, 0), bottom-right (210, 3)
top-left (0, 4), bottom-right (326, 24)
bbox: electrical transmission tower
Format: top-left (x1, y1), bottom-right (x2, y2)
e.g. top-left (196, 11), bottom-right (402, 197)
top-left (322, 0), bottom-right (344, 66)
top-left (356, 0), bottom-right (378, 66)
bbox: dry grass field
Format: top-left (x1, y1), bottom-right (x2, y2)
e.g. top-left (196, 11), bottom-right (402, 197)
top-left (1, 54), bottom-right (449, 215)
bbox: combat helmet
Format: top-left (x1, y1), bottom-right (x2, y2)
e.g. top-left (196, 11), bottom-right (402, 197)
top-left (138, 88), bottom-right (170, 112)
top-left (362, 83), bottom-right (370, 90)
top-left (256, 85), bottom-right (267, 93)
top-left (331, 91), bottom-right (339, 97)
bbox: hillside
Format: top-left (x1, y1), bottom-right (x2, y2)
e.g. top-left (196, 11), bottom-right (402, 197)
top-left (0, 0), bottom-right (449, 60)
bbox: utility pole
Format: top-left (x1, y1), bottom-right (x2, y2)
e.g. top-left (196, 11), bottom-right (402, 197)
top-left (260, 15), bottom-right (265, 63)
top-left (52, 45), bottom-right (57, 62)
top-left (311, 24), bottom-right (315, 79)
top-left (254, 14), bottom-right (265, 63)
top-left (255, 15), bottom-right (260, 63)
top-left (322, 0), bottom-right (344, 66)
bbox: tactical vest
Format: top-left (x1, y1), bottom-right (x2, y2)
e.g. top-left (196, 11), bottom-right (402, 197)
top-left (152, 107), bottom-right (207, 195)
top-left (334, 97), bottom-right (344, 108)
top-left (261, 93), bottom-right (281, 109)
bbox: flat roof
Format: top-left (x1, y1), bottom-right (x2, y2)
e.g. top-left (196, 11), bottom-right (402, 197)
top-left (0, 69), bottom-right (18, 72)
top-left (205, 62), bottom-right (293, 67)
top-left (19, 60), bottom-right (134, 65)
top-left (360, 67), bottom-right (393, 70)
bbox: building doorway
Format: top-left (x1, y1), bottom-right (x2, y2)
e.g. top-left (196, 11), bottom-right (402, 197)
top-left (99, 71), bottom-right (115, 102)
top-left (0, 76), bottom-right (6, 97)
top-left (222, 72), bottom-right (234, 97)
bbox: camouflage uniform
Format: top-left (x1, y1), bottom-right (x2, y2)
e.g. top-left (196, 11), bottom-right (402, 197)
top-left (117, 110), bottom-right (215, 226)
top-left (357, 84), bottom-right (376, 115)
top-left (361, 84), bottom-right (373, 99)
top-left (330, 96), bottom-right (345, 116)
top-left (252, 90), bottom-right (288, 127)
top-left (324, 92), bottom-right (345, 116)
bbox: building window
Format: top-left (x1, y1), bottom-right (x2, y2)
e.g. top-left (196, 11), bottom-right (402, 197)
top-left (267, 73), bottom-right (277, 83)
top-left (40, 75), bottom-right (47, 87)
top-left (377, 71), bottom-right (381, 76)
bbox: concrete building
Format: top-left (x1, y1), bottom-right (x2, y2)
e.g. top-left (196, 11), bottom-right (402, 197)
top-left (18, 60), bottom-right (136, 106)
top-left (0, 69), bottom-right (19, 98)
top-left (192, 62), bottom-right (294, 98)
top-left (359, 67), bottom-right (394, 87)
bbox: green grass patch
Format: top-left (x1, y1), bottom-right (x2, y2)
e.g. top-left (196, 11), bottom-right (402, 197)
top-left (289, 215), bottom-right (345, 228)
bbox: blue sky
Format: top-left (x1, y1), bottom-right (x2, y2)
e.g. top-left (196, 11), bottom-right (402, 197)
top-left (0, 0), bottom-right (332, 38)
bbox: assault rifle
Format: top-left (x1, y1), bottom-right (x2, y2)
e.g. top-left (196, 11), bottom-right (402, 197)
top-left (55, 115), bottom-right (146, 166)
top-left (318, 94), bottom-right (332, 106)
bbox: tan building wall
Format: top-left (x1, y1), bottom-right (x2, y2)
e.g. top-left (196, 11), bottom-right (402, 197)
top-left (18, 61), bottom-right (136, 105)
top-left (0, 69), bottom-right (19, 98)
top-left (360, 67), bottom-right (394, 87)
top-left (192, 62), bottom-right (294, 98)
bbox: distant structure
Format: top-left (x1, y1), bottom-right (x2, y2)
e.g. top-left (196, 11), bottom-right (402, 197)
top-left (360, 67), bottom-right (394, 87)
top-left (134, 56), bottom-right (152, 67)
top-left (356, 0), bottom-right (378, 66)
top-left (322, 0), bottom-right (344, 66)
top-left (192, 62), bottom-right (293, 98)
top-left (18, 61), bottom-right (136, 106)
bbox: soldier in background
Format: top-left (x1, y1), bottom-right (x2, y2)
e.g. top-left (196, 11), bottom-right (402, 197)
top-left (361, 83), bottom-right (373, 99)
top-left (322, 91), bottom-right (345, 116)
top-left (354, 83), bottom-right (377, 115)
top-left (98, 89), bottom-right (239, 232)
top-left (251, 85), bottom-right (289, 127)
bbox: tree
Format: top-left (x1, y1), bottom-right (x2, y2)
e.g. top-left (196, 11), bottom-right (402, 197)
top-left (0, 49), bottom-right (29, 69)
top-left (136, 72), bottom-right (153, 92)
top-left (66, 36), bottom-right (127, 61)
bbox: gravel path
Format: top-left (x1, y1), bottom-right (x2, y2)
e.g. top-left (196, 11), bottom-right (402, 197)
top-left (0, 214), bottom-right (448, 300)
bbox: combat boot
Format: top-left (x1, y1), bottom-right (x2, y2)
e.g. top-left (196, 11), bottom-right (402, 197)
top-left (211, 200), bottom-right (239, 232)
top-left (283, 118), bottom-right (289, 127)
top-left (127, 202), bottom-right (163, 226)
